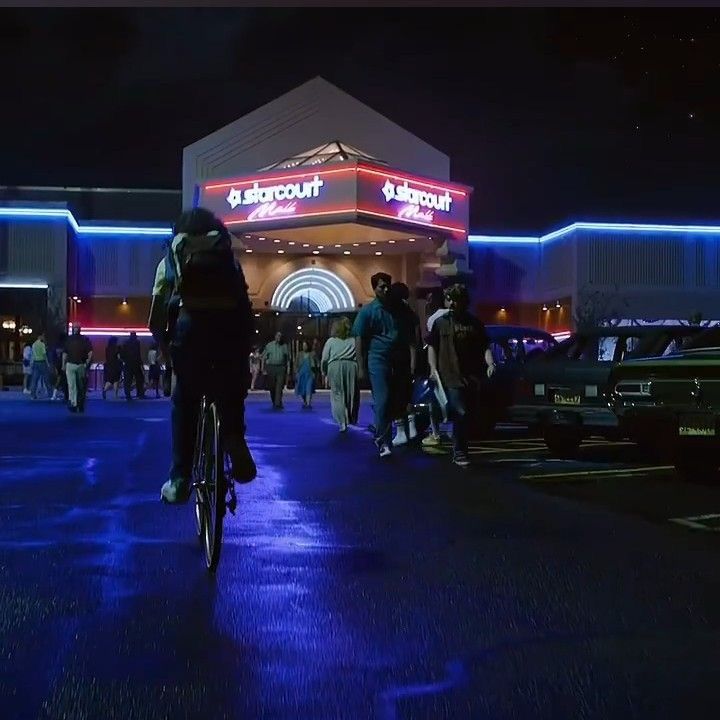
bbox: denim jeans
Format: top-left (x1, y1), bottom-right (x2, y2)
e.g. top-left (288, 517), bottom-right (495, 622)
top-left (30, 361), bottom-right (49, 398)
top-left (368, 352), bottom-right (409, 447)
top-left (169, 311), bottom-right (250, 480)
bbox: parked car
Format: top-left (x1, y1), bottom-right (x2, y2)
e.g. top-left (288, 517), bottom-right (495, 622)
top-left (411, 325), bottom-right (557, 436)
top-left (610, 326), bottom-right (720, 478)
top-left (506, 325), bottom-right (704, 456)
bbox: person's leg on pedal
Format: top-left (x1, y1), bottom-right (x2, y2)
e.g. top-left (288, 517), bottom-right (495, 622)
top-left (162, 344), bottom-right (200, 504)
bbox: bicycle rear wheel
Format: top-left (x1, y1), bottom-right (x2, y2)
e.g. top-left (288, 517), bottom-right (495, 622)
top-left (192, 398), bottom-right (207, 539)
top-left (202, 401), bottom-right (225, 572)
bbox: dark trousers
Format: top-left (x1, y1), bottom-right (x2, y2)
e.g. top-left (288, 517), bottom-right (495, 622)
top-left (124, 364), bottom-right (145, 399)
top-left (446, 385), bottom-right (473, 454)
top-left (169, 312), bottom-right (249, 480)
top-left (266, 364), bottom-right (286, 408)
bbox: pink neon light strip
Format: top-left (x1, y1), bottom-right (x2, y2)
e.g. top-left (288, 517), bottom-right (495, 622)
top-left (357, 165), bottom-right (468, 196)
top-left (69, 324), bottom-right (151, 333)
top-left (357, 208), bottom-right (467, 235)
top-left (203, 167), bottom-right (357, 192)
top-left (224, 208), bottom-right (357, 226)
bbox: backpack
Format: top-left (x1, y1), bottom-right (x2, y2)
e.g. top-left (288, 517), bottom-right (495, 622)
top-left (167, 232), bottom-right (243, 312)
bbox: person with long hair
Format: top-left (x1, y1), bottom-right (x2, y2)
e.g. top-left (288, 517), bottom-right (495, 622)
top-left (294, 339), bottom-right (317, 409)
top-left (321, 316), bottom-right (359, 432)
top-left (148, 207), bottom-right (256, 504)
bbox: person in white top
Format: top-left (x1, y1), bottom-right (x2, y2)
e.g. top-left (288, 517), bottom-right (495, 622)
top-left (321, 317), bottom-right (359, 432)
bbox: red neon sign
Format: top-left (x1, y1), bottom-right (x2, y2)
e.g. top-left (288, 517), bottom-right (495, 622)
top-left (196, 162), bottom-right (471, 236)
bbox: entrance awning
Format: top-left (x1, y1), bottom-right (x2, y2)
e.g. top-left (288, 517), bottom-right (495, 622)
top-left (195, 160), bottom-right (471, 246)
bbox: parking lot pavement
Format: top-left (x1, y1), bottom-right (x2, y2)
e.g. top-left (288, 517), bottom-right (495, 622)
top-left (3, 392), bottom-right (720, 718)
top-left (429, 431), bottom-right (720, 535)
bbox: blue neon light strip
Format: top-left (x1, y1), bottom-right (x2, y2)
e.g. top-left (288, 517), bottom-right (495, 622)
top-left (470, 221), bottom-right (720, 245)
top-left (0, 206), bottom-right (171, 237)
top-left (4, 205), bottom-right (720, 243)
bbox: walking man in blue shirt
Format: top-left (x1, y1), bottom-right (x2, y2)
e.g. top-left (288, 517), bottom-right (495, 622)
top-left (352, 272), bottom-right (416, 458)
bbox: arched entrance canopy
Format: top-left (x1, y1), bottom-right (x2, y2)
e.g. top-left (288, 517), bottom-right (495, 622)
top-left (270, 267), bottom-right (355, 313)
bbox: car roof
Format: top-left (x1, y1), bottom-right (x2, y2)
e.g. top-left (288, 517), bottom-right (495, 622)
top-left (485, 325), bottom-right (556, 340)
top-left (570, 325), bottom-right (701, 338)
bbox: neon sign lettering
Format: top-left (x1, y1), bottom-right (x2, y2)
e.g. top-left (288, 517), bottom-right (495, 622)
top-left (397, 204), bottom-right (434, 223)
top-left (247, 201), bottom-right (298, 221)
top-left (226, 175), bottom-right (324, 209)
top-left (381, 179), bottom-right (453, 213)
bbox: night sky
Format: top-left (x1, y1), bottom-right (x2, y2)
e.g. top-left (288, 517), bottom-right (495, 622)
top-left (1, 8), bottom-right (719, 233)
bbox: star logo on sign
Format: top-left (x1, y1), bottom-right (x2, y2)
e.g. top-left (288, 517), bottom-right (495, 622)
top-left (382, 180), bottom-right (395, 202)
top-left (226, 188), bottom-right (243, 209)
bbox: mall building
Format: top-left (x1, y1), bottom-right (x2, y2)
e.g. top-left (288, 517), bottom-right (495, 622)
top-left (2, 77), bottom-right (720, 369)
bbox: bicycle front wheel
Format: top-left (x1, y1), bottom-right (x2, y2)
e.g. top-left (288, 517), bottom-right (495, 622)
top-left (202, 401), bottom-right (225, 572)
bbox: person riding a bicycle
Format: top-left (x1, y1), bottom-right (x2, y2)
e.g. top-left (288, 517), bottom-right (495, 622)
top-left (149, 207), bottom-right (257, 504)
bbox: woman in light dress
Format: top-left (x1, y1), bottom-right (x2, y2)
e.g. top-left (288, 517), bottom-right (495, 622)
top-left (321, 317), bottom-right (359, 432)
top-left (294, 340), bottom-right (318, 409)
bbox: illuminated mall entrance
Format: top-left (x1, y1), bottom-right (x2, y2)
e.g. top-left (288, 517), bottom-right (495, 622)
top-left (252, 267), bottom-right (358, 352)
top-left (194, 141), bottom-right (473, 352)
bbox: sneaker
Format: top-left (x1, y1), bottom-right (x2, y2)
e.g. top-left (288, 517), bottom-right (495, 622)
top-left (161, 477), bottom-right (191, 504)
top-left (408, 415), bottom-right (418, 441)
top-left (378, 443), bottom-right (392, 458)
top-left (392, 426), bottom-right (408, 447)
top-left (422, 433), bottom-right (442, 447)
top-left (339, 423), bottom-right (348, 433)
top-left (224, 433), bottom-right (257, 484)
top-left (22, 389), bottom-right (31, 396)
top-left (452, 451), bottom-right (471, 468)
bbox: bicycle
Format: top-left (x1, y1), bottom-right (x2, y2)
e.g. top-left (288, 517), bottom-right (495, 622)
top-left (191, 394), bottom-right (238, 572)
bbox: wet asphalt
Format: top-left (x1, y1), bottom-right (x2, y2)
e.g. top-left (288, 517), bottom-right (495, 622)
top-left (1, 389), bottom-right (720, 719)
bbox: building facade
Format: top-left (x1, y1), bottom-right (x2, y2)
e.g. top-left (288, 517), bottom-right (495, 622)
top-left (2, 78), bottom-right (720, 376)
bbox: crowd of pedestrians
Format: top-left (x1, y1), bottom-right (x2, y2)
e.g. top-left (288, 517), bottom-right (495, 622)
top-left (22, 327), bottom-right (169, 412)
top-left (251, 273), bottom-right (494, 467)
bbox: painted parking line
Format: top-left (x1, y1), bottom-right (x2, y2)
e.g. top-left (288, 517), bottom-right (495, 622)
top-left (520, 465), bottom-right (674, 483)
top-left (669, 513), bottom-right (720, 531)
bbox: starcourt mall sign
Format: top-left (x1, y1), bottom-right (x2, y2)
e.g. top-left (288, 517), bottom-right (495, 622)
top-left (197, 162), bottom-right (471, 236)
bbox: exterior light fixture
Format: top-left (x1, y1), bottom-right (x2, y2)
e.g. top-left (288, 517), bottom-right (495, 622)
top-left (542, 303), bottom-right (548, 311)
top-left (317, 245), bottom-right (324, 249)
top-left (258, 237), bottom-right (266, 241)
top-left (343, 250), bottom-right (351, 255)
top-left (500, 307), bottom-right (506, 312)
top-left (20, 325), bottom-right (32, 335)
top-left (254, 313), bottom-right (260, 317)
top-left (297, 325), bottom-right (302, 330)
top-left (370, 241), bottom-right (377, 245)
top-left (334, 244), bottom-right (341, 248)
top-left (375, 251), bottom-right (383, 256)
top-left (302, 243), bottom-right (310, 247)
top-left (312, 250), bottom-right (320, 255)
top-left (288, 242), bottom-right (296, 246)
top-left (2, 319), bottom-right (16, 330)
top-left (277, 250), bottom-right (285, 254)
top-left (352, 243), bottom-right (360, 247)
top-left (408, 238), bottom-right (415, 242)
top-left (273, 239), bottom-right (280, 243)
top-left (555, 300), bottom-right (561, 309)
top-left (122, 298), bottom-right (128, 306)
top-left (246, 249), bottom-right (253, 253)
top-left (388, 240), bottom-right (396, 244)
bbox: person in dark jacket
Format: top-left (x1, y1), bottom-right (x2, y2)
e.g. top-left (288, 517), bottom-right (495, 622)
top-left (148, 208), bottom-right (256, 504)
top-left (121, 331), bottom-right (145, 400)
